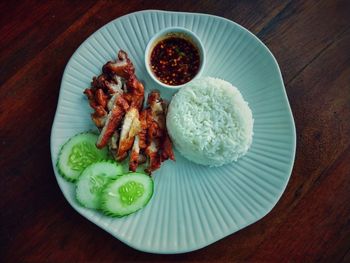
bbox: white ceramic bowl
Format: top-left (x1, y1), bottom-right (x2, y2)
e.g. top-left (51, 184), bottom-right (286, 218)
top-left (144, 27), bottom-right (206, 90)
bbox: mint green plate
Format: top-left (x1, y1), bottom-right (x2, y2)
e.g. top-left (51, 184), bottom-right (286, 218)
top-left (50, 10), bottom-right (296, 254)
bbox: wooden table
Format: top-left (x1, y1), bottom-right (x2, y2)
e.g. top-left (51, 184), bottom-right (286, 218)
top-left (1, 1), bottom-right (349, 262)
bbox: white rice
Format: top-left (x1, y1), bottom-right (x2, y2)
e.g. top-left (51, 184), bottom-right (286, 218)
top-left (166, 77), bottom-right (253, 166)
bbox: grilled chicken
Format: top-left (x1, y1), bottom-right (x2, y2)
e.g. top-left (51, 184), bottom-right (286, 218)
top-left (129, 135), bottom-right (140, 172)
top-left (103, 50), bottom-right (135, 80)
top-left (145, 139), bottom-right (161, 173)
top-left (142, 90), bottom-right (175, 173)
top-left (84, 50), bottom-right (174, 173)
top-left (127, 75), bottom-right (145, 110)
top-left (116, 107), bottom-right (141, 160)
top-left (96, 94), bottom-right (129, 148)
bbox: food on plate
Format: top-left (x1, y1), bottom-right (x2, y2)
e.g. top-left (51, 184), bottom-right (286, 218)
top-left (150, 36), bottom-right (200, 86)
top-left (167, 77), bottom-right (254, 166)
top-left (76, 161), bottom-right (124, 209)
top-left (56, 50), bottom-right (176, 218)
top-left (143, 90), bottom-right (175, 173)
top-left (101, 172), bottom-right (153, 217)
top-left (57, 132), bottom-right (109, 182)
top-left (85, 50), bottom-right (143, 151)
top-left (84, 50), bottom-right (174, 173)
top-left (57, 132), bottom-right (154, 217)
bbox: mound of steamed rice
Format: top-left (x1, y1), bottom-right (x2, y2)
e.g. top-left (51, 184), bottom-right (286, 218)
top-left (166, 77), bottom-right (253, 167)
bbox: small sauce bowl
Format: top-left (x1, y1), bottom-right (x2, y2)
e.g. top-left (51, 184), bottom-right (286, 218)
top-left (145, 27), bottom-right (205, 90)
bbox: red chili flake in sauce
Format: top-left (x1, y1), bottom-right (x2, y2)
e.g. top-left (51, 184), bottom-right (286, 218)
top-left (150, 37), bottom-right (200, 86)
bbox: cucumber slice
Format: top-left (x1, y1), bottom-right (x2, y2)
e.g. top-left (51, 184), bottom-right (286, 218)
top-left (76, 161), bottom-right (124, 209)
top-left (101, 173), bottom-right (153, 217)
top-left (57, 132), bottom-right (109, 182)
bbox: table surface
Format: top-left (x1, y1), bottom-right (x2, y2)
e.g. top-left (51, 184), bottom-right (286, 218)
top-left (1, 0), bottom-right (350, 262)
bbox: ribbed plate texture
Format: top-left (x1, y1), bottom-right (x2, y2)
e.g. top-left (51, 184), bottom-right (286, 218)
top-left (50, 10), bottom-right (296, 253)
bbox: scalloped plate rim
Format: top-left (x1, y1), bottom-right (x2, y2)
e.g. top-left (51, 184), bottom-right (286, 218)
top-left (50, 9), bottom-right (296, 254)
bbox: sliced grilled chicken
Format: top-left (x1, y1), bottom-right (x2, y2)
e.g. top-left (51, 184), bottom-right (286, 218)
top-left (138, 109), bottom-right (148, 150)
top-left (145, 139), bottom-right (161, 174)
top-left (85, 51), bottom-right (173, 173)
top-left (129, 135), bottom-right (140, 172)
top-left (96, 94), bottom-right (129, 148)
top-left (160, 131), bottom-right (175, 161)
top-left (127, 75), bottom-right (145, 110)
top-left (116, 107), bottom-right (141, 160)
top-left (103, 50), bottom-right (135, 80)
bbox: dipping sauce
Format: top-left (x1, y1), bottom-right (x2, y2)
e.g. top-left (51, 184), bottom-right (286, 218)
top-left (150, 37), bottom-right (200, 86)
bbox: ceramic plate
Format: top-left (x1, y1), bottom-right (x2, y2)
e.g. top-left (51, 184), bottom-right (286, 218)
top-left (50, 10), bottom-right (296, 254)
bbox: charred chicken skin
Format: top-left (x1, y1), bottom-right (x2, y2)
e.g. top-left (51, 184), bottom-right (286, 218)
top-left (96, 94), bottom-right (129, 149)
top-left (84, 50), bottom-right (174, 174)
top-left (103, 50), bottom-right (135, 80)
top-left (142, 90), bottom-right (175, 173)
top-left (116, 106), bottom-right (141, 160)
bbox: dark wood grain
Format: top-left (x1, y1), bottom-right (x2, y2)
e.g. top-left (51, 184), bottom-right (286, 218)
top-left (1, 0), bottom-right (349, 262)
top-left (0, 0), bottom-right (96, 86)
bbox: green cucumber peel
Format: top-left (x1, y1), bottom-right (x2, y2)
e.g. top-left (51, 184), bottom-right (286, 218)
top-left (57, 132), bottom-right (109, 182)
top-left (101, 172), bottom-right (154, 217)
